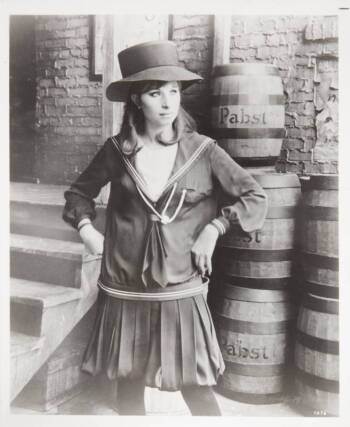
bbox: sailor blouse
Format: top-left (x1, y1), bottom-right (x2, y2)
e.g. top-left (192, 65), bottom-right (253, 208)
top-left (63, 130), bottom-right (268, 290)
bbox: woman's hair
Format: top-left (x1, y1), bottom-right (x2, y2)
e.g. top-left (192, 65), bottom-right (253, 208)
top-left (118, 80), bottom-right (197, 156)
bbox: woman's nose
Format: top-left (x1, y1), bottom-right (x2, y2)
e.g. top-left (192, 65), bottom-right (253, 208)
top-left (161, 93), bottom-right (170, 108)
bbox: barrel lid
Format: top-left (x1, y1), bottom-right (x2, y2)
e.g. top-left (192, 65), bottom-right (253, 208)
top-left (212, 63), bottom-right (280, 77)
top-left (306, 174), bottom-right (338, 190)
top-left (251, 173), bottom-right (301, 189)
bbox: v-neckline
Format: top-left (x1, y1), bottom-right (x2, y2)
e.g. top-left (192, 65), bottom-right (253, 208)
top-left (111, 133), bottom-right (211, 202)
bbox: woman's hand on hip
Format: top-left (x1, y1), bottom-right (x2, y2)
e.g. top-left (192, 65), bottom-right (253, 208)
top-left (79, 224), bottom-right (104, 255)
top-left (191, 224), bottom-right (219, 276)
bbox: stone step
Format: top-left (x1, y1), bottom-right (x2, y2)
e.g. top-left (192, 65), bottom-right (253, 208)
top-left (11, 278), bottom-right (82, 337)
top-left (10, 182), bottom-right (106, 241)
top-left (10, 234), bottom-right (84, 288)
top-left (12, 306), bottom-right (96, 412)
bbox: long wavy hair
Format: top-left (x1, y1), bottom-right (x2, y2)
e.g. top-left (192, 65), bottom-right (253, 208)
top-left (118, 80), bottom-right (197, 156)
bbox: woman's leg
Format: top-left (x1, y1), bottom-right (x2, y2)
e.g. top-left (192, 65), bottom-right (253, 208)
top-left (181, 385), bottom-right (221, 416)
top-left (115, 377), bottom-right (146, 415)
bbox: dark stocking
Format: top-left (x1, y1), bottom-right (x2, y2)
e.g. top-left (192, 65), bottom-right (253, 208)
top-left (181, 385), bottom-right (221, 416)
top-left (115, 377), bottom-right (146, 415)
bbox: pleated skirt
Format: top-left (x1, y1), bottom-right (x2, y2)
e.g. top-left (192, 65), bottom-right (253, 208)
top-left (82, 290), bottom-right (225, 391)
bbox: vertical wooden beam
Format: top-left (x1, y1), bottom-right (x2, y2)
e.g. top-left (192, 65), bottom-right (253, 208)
top-left (213, 15), bottom-right (231, 67)
top-left (101, 15), bottom-right (117, 142)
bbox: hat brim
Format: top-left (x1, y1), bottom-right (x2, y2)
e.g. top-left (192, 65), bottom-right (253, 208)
top-left (106, 65), bottom-right (203, 102)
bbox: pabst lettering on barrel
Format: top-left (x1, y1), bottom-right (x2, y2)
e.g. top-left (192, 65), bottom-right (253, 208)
top-left (212, 105), bottom-right (284, 128)
top-left (220, 336), bottom-right (269, 360)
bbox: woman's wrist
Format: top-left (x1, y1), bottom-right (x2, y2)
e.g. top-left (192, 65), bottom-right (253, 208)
top-left (77, 217), bottom-right (92, 232)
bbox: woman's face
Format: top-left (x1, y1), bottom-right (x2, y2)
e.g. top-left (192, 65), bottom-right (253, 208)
top-left (134, 81), bottom-right (181, 129)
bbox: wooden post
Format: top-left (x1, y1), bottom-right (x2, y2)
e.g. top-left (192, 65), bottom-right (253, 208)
top-left (213, 15), bottom-right (231, 67)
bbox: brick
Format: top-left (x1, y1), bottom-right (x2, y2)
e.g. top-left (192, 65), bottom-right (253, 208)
top-left (65, 38), bottom-right (88, 49)
top-left (284, 139), bottom-right (305, 150)
top-left (65, 17), bottom-right (88, 29)
top-left (39, 79), bottom-right (54, 88)
top-left (305, 16), bottom-right (338, 41)
top-left (43, 39), bottom-right (67, 49)
top-left (55, 97), bottom-right (79, 106)
top-left (43, 105), bottom-right (66, 117)
top-left (233, 34), bottom-right (251, 49)
top-left (44, 19), bottom-right (69, 32)
top-left (46, 87), bottom-right (67, 97)
top-left (55, 77), bottom-right (79, 89)
top-left (66, 87), bottom-right (91, 97)
top-left (295, 116), bottom-right (314, 127)
top-left (66, 106), bottom-right (101, 116)
top-left (52, 126), bottom-right (101, 136)
top-left (76, 97), bottom-right (99, 106)
top-left (292, 91), bottom-right (314, 102)
top-left (288, 150), bottom-right (312, 161)
top-left (260, 18), bottom-right (277, 34)
top-left (266, 33), bottom-right (281, 47)
top-left (231, 19), bottom-right (245, 35)
top-left (54, 58), bottom-right (75, 69)
top-left (65, 67), bottom-right (89, 78)
top-left (230, 48), bottom-right (256, 62)
top-left (72, 117), bottom-right (102, 127)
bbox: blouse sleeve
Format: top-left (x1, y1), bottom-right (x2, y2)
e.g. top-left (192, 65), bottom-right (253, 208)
top-left (62, 139), bottom-right (112, 229)
top-left (208, 141), bottom-right (268, 234)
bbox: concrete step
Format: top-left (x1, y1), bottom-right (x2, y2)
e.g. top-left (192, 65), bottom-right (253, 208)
top-left (10, 253), bottom-right (101, 401)
top-left (10, 234), bottom-right (84, 288)
top-left (10, 182), bottom-right (106, 241)
top-left (10, 278), bottom-right (82, 337)
top-left (12, 306), bottom-right (96, 412)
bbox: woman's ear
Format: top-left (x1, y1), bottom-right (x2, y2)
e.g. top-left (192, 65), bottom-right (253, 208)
top-left (131, 94), bottom-right (141, 109)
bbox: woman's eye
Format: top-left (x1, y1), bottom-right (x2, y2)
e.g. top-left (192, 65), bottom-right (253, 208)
top-left (148, 91), bottom-right (160, 97)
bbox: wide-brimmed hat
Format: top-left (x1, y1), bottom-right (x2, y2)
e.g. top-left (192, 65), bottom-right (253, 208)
top-left (106, 40), bottom-right (203, 102)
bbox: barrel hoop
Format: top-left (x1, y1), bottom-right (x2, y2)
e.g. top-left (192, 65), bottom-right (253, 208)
top-left (266, 205), bottom-right (299, 219)
top-left (212, 64), bottom-right (280, 77)
top-left (222, 360), bottom-right (286, 376)
top-left (219, 248), bottom-right (295, 262)
top-left (210, 94), bottom-right (285, 106)
top-left (218, 284), bottom-right (290, 303)
top-left (213, 313), bottom-right (290, 334)
top-left (307, 175), bottom-right (338, 190)
top-left (215, 387), bottom-right (284, 404)
top-left (302, 293), bottom-right (339, 315)
top-left (213, 128), bottom-right (286, 139)
top-left (221, 275), bottom-right (293, 290)
top-left (303, 205), bottom-right (338, 221)
top-left (303, 252), bottom-right (339, 271)
top-left (252, 173), bottom-right (301, 189)
top-left (304, 281), bottom-right (339, 299)
top-left (295, 367), bottom-right (339, 394)
top-left (296, 330), bottom-right (339, 355)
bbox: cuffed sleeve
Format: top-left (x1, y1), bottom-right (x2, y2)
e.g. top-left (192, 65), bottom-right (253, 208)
top-left (62, 139), bottom-right (112, 229)
top-left (208, 141), bottom-right (268, 233)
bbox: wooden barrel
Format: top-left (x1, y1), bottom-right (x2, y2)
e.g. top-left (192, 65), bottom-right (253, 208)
top-left (294, 293), bottom-right (339, 416)
top-left (211, 173), bottom-right (301, 403)
top-left (215, 173), bottom-right (301, 288)
top-left (212, 285), bottom-right (296, 403)
top-left (301, 175), bottom-right (338, 298)
top-left (210, 63), bottom-right (285, 166)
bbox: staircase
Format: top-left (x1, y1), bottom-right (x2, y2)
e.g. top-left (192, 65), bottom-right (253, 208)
top-left (10, 182), bottom-right (105, 402)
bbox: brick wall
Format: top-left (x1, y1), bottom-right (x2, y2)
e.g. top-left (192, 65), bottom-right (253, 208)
top-left (33, 14), bottom-right (338, 184)
top-left (228, 15), bottom-right (338, 174)
top-left (35, 15), bottom-right (103, 184)
top-left (172, 15), bottom-right (214, 134)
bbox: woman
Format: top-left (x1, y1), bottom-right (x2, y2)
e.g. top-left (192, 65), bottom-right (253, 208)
top-left (63, 40), bottom-right (268, 416)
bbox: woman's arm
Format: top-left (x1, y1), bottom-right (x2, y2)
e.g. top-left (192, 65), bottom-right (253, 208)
top-left (191, 141), bottom-right (268, 276)
top-left (62, 139), bottom-right (113, 254)
top-left (208, 141), bottom-right (268, 235)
